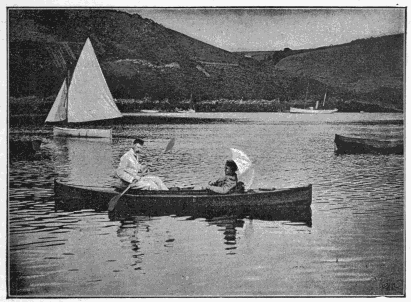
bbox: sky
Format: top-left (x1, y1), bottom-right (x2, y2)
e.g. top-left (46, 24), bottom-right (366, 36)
top-left (125, 7), bottom-right (405, 51)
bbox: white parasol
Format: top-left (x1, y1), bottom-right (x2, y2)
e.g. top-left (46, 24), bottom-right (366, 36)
top-left (230, 148), bottom-right (252, 176)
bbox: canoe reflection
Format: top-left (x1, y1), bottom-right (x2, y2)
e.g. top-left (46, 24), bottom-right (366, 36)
top-left (113, 208), bottom-right (311, 260)
top-left (55, 196), bottom-right (312, 228)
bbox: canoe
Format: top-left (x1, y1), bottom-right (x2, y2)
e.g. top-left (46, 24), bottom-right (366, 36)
top-left (54, 179), bottom-right (312, 218)
top-left (290, 107), bottom-right (338, 114)
top-left (10, 139), bottom-right (42, 157)
top-left (53, 126), bottom-right (112, 138)
top-left (334, 134), bottom-right (403, 154)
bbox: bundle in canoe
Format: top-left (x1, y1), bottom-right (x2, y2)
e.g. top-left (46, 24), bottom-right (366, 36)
top-left (334, 134), bottom-right (403, 154)
top-left (54, 179), bottom-right (312, 218)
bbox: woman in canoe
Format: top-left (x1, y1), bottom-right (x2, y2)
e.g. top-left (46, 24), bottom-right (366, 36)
top-left (116, 138), bottom-right (168, 190)
top-left (204, 159), bottom-right (243, 194)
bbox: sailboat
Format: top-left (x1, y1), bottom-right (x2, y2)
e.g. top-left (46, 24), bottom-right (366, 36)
top-left (45, 38), bottom-right (122, 138)
top-left (290, 89), bottom-right (338, 114)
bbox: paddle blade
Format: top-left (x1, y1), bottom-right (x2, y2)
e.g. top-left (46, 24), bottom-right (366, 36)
top-left (165, 138), bottom-right (175, 152)
top-left (108, 194), bottom-right (121, 212)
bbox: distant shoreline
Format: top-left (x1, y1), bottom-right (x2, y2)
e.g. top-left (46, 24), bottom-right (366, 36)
top-left (9, 111), bottom-right (404, 130)
top-left (9, 97), bottom-right (403, 120)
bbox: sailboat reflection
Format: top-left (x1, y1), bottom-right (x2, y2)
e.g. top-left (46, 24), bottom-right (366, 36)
top-left (53, 137), bottom-right (115, 187)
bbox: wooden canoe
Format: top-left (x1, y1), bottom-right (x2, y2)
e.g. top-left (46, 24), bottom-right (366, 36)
top-left (334, 134), bottom-right (403, 154)
top-left (54, 179), bottom-right (312, 218)
top-left (53, 126), bottom-right (112, 138)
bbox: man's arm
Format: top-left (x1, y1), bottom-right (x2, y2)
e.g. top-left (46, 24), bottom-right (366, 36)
top-left (116, 157), bottom-right (141, 183)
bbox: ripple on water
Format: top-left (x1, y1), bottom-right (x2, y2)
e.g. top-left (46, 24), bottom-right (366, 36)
top-left (8, 113), bottom-right (404, 296)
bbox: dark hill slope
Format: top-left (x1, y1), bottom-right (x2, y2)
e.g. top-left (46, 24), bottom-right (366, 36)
top-left (9, 9), bottom-right (240, 64)
top-left (274, 34), bottom-right (404, 108)
top-left (9, 9), bottom-right (244, 98)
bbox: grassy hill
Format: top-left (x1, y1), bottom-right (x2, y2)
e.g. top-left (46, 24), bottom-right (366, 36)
top-left (8, 9), bottom-right (404, 112)
top-left (273, 35), bottom-right (404, 109)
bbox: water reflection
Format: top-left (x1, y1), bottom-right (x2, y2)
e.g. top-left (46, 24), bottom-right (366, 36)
top-left (52, 137), bottom-right (115, 186)
top-left (116, 217), bottom-right (151, 271)
top-left (108, 202), bottom-right (312, 261)
top-left (8, 113), bottom-right (403, 296)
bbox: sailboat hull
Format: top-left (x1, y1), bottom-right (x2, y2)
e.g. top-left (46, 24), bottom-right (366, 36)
top-left (290, 107), bottom-right (338, 114)
top-left (53, 127), bottom-right (112, 138)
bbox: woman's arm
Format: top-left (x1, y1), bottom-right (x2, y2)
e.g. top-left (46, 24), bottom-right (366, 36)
top-left (207, 177), bottom-right (237, 194)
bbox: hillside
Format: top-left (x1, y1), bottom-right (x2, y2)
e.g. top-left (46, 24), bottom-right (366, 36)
top-left (8, 9), bottom-right (404, 112)
top-left (273, 35), bottom-right (404, 109)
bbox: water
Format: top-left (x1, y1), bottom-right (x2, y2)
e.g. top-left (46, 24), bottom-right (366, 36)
top-left (8, 112), bottom-right (404, 296)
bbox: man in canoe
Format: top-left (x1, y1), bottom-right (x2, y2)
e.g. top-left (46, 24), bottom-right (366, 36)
top-left (116, 138), bottom-right (168, 190)
top-left (205, 159), bottom-right (244, 194)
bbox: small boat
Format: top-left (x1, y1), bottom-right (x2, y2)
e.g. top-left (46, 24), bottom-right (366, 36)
top-left (54, 179), bottom-right (312, 218)
top-left (290, 90), bottom-right (338, 114)
top-left (290, 107), bottom-right (338, 114)
top-left (140, 109), bottom-right (159, 113)
top-left (334, 134), bottom-right (403, 154)
top-left (45, 38), bottom-right (122, 138)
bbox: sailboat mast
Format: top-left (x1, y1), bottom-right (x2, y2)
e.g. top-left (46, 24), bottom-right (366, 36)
top-left (323, 90), bottom-right (327, 107)
top-left (65, 69), bottom-right (70, 124)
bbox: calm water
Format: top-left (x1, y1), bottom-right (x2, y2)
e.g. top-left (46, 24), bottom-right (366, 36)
top-left (8, 112), bottom-right (404, 297)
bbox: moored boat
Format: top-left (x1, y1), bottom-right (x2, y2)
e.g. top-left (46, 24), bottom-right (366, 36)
top-left (334, 134), bottom-right (403, 154)
top-left (140, 109), bottom-right (160, 113)
top-left (45, 38), bottom-right (122, 138)
top-left (290, 90), bottom-right (338, 114)
top-left (54, 179), bottom-right (312, 217)
top-left (290, 107), bottom-right (338, 114)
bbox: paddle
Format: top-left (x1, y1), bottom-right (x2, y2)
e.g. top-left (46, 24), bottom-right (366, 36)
top-left (108, 138), bottom-right (176, 212)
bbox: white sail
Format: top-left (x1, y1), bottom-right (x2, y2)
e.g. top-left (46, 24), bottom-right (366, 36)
top-left (45, 79), bottom-right (68, 122)
top-left (67, 38), bottom-right (122, 123)
top-left (46, 38), bottom-right (122, 124)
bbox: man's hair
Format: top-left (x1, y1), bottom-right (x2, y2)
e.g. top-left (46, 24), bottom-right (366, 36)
top-left (133, 138), bottom-right (145, 146)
